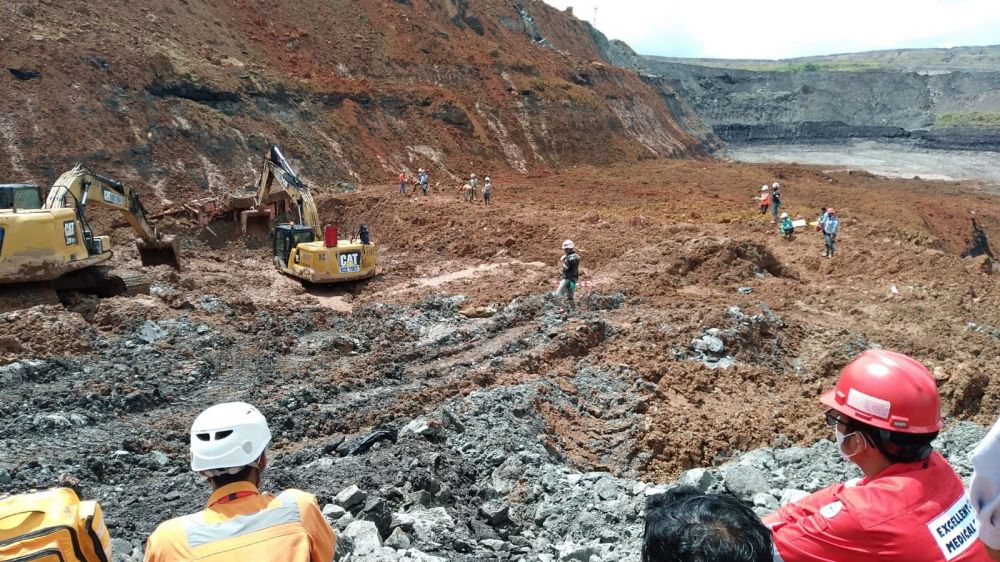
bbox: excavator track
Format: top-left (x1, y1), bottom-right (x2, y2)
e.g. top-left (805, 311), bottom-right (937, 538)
top-left (0, 282), bottom-right (61, 314)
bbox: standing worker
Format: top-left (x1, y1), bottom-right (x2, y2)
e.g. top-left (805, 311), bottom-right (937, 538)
top-left (145, 402), bottom-right (335, 562)
top-left (468, 173), bottom-right (478, 203)
top-left (483, 176), bottom-right (492, 206)
top-left (758, 185), bottom-right (770, 215)
top-left (766, 350), bottom-right (992, 562)
top-left (822, 208), bottom-right (839, 258)
top-left (419, 168), bottom-right (430, 196)
top-left (771, 182), bottom-right (782, 224)
top-left (398, 171), bottom-right (408, 196)
top-left (553, 240), bottom-right (580, 310)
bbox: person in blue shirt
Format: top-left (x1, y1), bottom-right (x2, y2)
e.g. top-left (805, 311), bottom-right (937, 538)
top-left (822, 208), bottom-right (839, 258)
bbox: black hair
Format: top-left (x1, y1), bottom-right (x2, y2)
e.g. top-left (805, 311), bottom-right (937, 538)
top-left (642, 486), bottom-right (772, 562)
top-left (844, 419), bottom-right (936, 464)
top-left (208, 465), bottom-right (256, 488)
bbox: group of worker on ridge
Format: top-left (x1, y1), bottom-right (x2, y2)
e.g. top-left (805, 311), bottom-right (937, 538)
top-left (757, 181), bottom-right (841, 258)
top-left (7, 347), bottom-right (1000, 562)
top-left (396, 168), bottom-right (494, 205)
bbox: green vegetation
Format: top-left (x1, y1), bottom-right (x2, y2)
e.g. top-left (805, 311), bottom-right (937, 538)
top-left (935, 112), bottom-right (1000, 128)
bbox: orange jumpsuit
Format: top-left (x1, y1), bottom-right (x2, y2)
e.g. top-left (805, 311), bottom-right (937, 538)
top-left (144, 481), bottom-right (335, 562)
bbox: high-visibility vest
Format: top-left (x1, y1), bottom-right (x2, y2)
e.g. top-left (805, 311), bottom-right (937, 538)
top-left (0, 487), bottom-right (111, 562)
top-left (145, 487), bottom-right (335, 562)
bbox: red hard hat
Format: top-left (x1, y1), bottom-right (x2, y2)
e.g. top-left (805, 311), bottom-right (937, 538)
top-left (820, 350), bottom-right (942, 434)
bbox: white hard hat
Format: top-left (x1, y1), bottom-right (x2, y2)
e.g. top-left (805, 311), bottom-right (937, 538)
top-left (485, 176), bottom-right (490, 181)
top-left (562, 239), bottom-right (575, 249)
top-left (471, 173), bottom-right (476, 177)
top-left (761, 185), bottom-right (769, 191)
top-left (190, 402), bottom-right (271, 473)
top-left (781, 212), bottom-right (788, 218)
top-left (772, 182), bottom-right (780, 188)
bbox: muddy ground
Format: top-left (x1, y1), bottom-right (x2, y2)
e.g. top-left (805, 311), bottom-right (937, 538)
top-left (1, 158), bottom-right (999, 560)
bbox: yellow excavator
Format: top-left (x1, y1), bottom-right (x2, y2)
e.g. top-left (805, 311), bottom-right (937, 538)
top-left (0, 163), bottom-right (180, 308)
top-left (235, 145), bottom-right (376, 284)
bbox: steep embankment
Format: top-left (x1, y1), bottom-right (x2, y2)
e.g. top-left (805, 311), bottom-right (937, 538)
top-left (0, 0), bottom-right (712, 203)
top-left (642, 49), bottom-right (1000, 150)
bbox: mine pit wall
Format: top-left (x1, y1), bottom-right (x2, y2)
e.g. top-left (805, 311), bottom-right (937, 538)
top-left (641, 58), bottom-right (1000, 150)
top-left (0, 0), bottom-right (713, 196)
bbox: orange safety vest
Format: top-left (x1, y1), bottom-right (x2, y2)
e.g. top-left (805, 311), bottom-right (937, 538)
top-left (760, 193), bottom-right (770, 206)
top-left (144, 482), bottom-right (335, 562)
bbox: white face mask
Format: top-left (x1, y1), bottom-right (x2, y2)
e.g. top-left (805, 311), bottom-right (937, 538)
top-left (836, 428), bottom-right (865, 460)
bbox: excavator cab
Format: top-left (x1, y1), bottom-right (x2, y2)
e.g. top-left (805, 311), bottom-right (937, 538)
top-left (0, 184), bottom-right (43, 210)
top-left (273, 224), bottom-right (316, 266)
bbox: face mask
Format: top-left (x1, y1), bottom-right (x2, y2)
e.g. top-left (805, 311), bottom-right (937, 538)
top-left (835, 428), bottom-right (864, 460)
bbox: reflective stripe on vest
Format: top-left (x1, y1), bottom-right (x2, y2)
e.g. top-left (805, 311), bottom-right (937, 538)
top-left (182, 491), bottom-right (301, 549)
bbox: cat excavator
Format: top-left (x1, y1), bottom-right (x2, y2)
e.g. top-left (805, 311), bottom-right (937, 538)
top-left (0, 163), bottom-right (180, 309)
top-left (235, 144), bottom-right (376, 283)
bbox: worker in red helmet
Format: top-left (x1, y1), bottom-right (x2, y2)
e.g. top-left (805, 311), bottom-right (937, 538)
top-left (766, 350), bottom-right (992, 562)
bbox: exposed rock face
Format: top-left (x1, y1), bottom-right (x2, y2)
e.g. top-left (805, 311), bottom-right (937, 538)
top-left (639, 57), bottom-right (1000, 149)
top-left (0, 0), bottom-right (713, 195)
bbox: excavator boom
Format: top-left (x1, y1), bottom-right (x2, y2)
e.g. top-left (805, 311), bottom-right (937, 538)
top-left (47, 164), bottom-right (181, 269)
top-left (240, 145), bottom-right (320, 238)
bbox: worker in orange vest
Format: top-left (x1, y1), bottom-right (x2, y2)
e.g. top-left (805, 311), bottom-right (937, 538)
top-left (758, 185), bottom-right (770, 214)
top-left (144, 403), bottom-right (335, 561)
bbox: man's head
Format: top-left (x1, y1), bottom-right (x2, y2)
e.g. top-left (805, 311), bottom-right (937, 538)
top-left (562, 239), bottom-right (575, 254)
top-left (642, 486), bottom-right (772, 562)
top-left (821, 350), bottom-right (941, 474)
top-left (190, 402), bottom-right (272, 489)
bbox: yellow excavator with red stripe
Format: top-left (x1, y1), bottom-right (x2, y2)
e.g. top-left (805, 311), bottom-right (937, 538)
top-left (235, 145), bottom-right (376, 284)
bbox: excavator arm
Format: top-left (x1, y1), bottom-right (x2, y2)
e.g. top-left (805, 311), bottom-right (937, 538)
top-left (46, 164), bottom-right (181, 269)
top-left (242, 145), bottom-right (320, 237)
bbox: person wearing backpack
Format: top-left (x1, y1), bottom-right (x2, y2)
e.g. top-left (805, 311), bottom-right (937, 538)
top-left (144, 402), bottom-right (335, 562)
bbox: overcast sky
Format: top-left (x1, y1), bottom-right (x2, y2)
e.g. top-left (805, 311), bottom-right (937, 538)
top-left (542, 0), bottom-right (1000, 59)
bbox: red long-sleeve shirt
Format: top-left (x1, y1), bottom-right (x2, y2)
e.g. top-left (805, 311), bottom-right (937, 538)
top-left (766, 452), bottom-right (991, 562)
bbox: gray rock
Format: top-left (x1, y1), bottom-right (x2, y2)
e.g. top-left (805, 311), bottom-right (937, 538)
top-left (779, 489), bottom-right (810, 505)
top-left (692, 334), bottom-right (725, 354)
top-left (0, 468), bottom-right (10, 485)
top-left (110, 538), bottom-right (134, 562)
top-left (149, 451), bottom-right (170, 467)
top-left (335, 484), bottom-right (367, 509)
top-left (335, 512), bottom-right (354, 530)
top-left (479, 500), bottom-right (512, 527)
top-left (481, 538), bottom-right (509, 551)
top-left (556, 542), bottom-right (599, 561)
top-left (721, 463), bottom-right (770, 500)
top-left (342, 520), bottom-right (382, 556)
top-left (322, 503), bottom-right (347, 520)
top-left (400, 416), bottom-right (442, 439)
top-left (676, 467), bottom-right (716, 492)
top-left (385, 527), bottom-right (412, 550)
top-left (137, 321), bottom-right (168, 343)
top-left (752, 492), bottom-right (779, 510)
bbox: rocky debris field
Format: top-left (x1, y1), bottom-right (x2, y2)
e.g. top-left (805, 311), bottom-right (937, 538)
top-left (1, 158), bottom-right (999, 560)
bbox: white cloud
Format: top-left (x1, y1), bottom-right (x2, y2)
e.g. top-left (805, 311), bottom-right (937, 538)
top-left (543, 0), bottom-right (1000, 58)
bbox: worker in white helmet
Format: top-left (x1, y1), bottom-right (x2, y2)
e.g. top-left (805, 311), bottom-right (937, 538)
top-left (780, 212), bottom-right (794, 239)
top-left (144, 402), bottom-right (335, 561)
top-left (553, 240), bottom-right (581, 310)
top-left (483, 176), bottom-right (492, 206)
top-left (758, 185), bottom-right (770, 215)
top-left (468, 173), bottom-right (478, 202)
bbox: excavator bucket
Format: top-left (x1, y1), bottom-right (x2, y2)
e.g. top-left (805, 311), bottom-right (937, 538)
top-left (241, 208), bottom-right (274, 238)
top-left (137, 235), bottom-right (181, 270)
